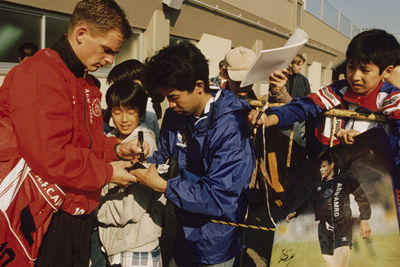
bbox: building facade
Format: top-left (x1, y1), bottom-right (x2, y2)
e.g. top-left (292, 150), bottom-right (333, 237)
top-left (0, 0), bottom-right (353, 107)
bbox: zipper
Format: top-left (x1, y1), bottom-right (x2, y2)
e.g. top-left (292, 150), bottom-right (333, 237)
top-left (80, 86), bottom-right (92, 149)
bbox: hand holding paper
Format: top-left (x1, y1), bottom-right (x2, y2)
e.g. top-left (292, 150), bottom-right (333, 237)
top-left (240, 28), bottom-right (309, 87)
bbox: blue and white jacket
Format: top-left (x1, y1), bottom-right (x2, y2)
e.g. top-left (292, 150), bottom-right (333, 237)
top-left (148, 89), bottom-right (255, 264)
top-left (268, 79), bottom-right (400, 167)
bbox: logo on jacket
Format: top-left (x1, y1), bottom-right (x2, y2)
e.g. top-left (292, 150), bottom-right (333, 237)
top-left (382, 94), bottom-right (400, 109)
top-left (92, 98), bottom-right (102, 117)
top-left (176, 131), bottom-right (187, 148)
top-left (333, 182), bottom-right (343, 217)
top-left (84, 89), bottom-right (102, 124)
top-left (323, 188), bottom-right (333, 198)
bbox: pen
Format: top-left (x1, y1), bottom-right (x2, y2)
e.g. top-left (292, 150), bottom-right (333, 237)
top-left (255, 109), bottom-right (264, 124)
top-left (138, 131), bottom-right (144, 163)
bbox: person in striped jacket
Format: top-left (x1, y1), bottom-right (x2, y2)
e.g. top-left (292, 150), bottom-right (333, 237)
top-left (249, 29), bottom-right (400, 174)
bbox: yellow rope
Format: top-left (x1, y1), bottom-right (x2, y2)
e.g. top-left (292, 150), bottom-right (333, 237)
top-left (177, 214), bottom-right (276, 231)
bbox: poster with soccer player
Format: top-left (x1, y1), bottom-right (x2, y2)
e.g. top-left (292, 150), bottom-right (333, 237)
top-left (270, 127), bottom-right (400, 267)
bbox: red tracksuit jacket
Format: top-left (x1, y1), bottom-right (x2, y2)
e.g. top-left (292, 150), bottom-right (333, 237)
top-left (0, 48), bottom-right (118, 215)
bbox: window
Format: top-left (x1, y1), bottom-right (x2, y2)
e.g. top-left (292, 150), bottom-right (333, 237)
top-left (0, 7), bottom-right (41, 62)
top-left (0, 2), bottom-right (70, 63)
top-left (46, 16), bottom-right (69, 48)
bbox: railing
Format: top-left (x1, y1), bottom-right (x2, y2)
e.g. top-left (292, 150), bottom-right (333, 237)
top-left (248, 100), bottom-right (386, 166)
top-left (304, 0), bottom-right (361, 38)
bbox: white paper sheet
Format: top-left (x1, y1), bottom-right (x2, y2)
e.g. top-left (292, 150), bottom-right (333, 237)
top-left (240, 28), bottom-right (309, 87)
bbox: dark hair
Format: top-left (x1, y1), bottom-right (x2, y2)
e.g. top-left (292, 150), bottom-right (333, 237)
top-left (18, 42), bottom-right (39, 61)
top-left (69, 0), bottom-right (132, 40)
top-left (319, 150), bottom-right (335, 164)
top-left (395, 57), bottom-right (400, 67)
top-left (107, 59), bottom-right (144, 85)
top-left (143, 41), bottom-right (210, 94)
top-left (346, 29), bottom-right (400, 73)
top-left (107, 59), bottom-right (165, 119)
top-left (105, 80), bottom-right (148, 118)
top-left (293, 53), bottom-right (305, 63)
top-left (319, 150), bottom-right (338, 174)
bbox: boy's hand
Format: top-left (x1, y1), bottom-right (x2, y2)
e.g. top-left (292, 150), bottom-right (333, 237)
top-left (248, 109), bottom-right (279, 127)
top-left (360, 220), bottom-right (371, 238)
top-left (110, 161), bottom-right (137, 186)
top-left (268, 69), bottom-right (289, 94)
top-left (286, 212), bottom-right (296, 223)
top-left (116, 139), bottom-right (150, 160)
top-left (335, 129), bottom-right (361, 144)
top-left (129, 164), bottom-right (167, 192)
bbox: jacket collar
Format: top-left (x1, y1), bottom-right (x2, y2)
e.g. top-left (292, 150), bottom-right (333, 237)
top-left (51, 35), bottom-right (86, 78)
top-left (343, 81), bottom-right (383, 112)
top-left (188, 89), bottom-right (250, 134)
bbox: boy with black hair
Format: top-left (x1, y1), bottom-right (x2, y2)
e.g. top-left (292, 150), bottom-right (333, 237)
top-left (132, 42), bottom-right (255, 266)
top-left (97, 80), bottom-right (163, 267)
top-left (286, 150), bottom-right (371, 267)
top-left (249, 29), bottom-right (400, 171)
top-left (106, 59), bottom-right (161, 139)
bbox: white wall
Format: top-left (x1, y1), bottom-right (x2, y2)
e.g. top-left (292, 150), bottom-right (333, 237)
top-left (308, 61), bottom-right (322, 92)
top-left (197, 33), bottom-right (232, 78)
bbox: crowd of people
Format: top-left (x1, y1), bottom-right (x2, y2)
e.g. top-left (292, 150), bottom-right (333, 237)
top-left (0, 0), bottom-right (399, 267)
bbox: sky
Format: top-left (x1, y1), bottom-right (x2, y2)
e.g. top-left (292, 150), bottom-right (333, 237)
top-left (327, 0), bottom-right (400, 38)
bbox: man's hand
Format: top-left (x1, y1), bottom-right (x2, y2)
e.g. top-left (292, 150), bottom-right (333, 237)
top-left (360, 220), bottom-right (371, 239)
top-left (268, 69), bottom-right (289, 94)
top-left (110, 161), bottom-right (137, 186)
top-left (248, 109), bottom-right (279, 127)
top-left (286, 212), bottom-right (296, 223)
top-left (115, 139), bottom-right (150, 160)
top-left (130, 164), bottom-right (167, 192)
top-left (335, 129), bottom-right (361, 145)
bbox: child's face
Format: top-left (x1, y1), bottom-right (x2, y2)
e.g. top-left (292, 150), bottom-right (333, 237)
top-left (289, 57), bottom-right (304, 74)
top-left (111, 105), bottom-right (140, 140)
top-left (346, 60), bottom-right (384, 95)
top-left (385, 65), bottom-right (400, 88)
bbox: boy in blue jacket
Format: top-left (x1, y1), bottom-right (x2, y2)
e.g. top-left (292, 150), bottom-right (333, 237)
top-left (249, 29), bottom-right (400, 173)
top-left (130, 42), bottom-right (255, 266)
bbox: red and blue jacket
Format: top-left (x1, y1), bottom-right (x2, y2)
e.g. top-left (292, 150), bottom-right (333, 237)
top-left (268, 79), bottom-right (400, 167)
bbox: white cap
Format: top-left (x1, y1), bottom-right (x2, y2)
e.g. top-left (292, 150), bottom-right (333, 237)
top-left (224, 46), bottom-right (256, 82)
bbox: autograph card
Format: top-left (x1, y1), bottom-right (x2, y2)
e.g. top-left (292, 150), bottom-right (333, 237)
top-left (270, 128), bottom-right (400, 267)
top-left (240, 28), bottom-right (308, 87)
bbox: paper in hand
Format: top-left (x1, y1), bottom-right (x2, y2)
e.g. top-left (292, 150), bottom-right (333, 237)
top-left (240, 28), bottom-right (309, 87)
